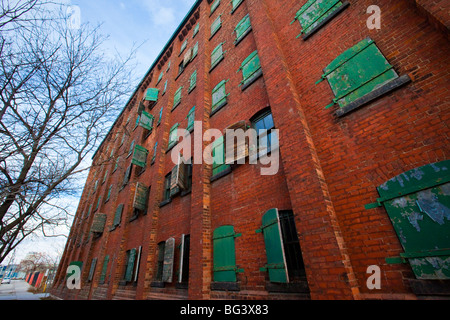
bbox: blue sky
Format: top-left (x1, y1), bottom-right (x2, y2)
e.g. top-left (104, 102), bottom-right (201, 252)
top-left (72, 0), bottom-right (197, 82)
top-left (7, 0), bottom-right (197, 264)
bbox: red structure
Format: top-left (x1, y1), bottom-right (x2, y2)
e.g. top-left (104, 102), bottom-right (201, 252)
top-left (51, 0), bottom-right (449, 300)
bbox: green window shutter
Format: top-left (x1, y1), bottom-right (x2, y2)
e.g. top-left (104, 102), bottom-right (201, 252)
top-left (318, 38), bottom-right (406, 112)
top-left (173, 87), bottom-right (183, 109)
top-left (114, 156), bottom-right (120, 172)
top-left (122, 164), bottom-right (132, 186)
top-left (168, 123), bottom-right (179, 149)
top-left (162, 238), bottom-right (176, 283)
top-left (231, 0), bottom-right (244, 12)
top-left (158, 108), bottom-right (163, 125)
top-left (163, 80), bottom-right (168, 94)
top-left (124, 248), bottom-right (137, 282)
top-left (213, 226), bottom-right (243, 282)
top-left (212, 136), bottom-right (230, 176)
top-left (128, 140), bottom-right (135, 157)
top-left (212, 80), bottom-right (229, 111)
top-left (152, 142), bottom-right (158, 163)
top-left (113, 204), bottom-right (124, 227)
top-left (186, 106), bottom-right (195, 132)
top-left (239, 50), bottom-right (261, 87)
top-left (193, 23), bottom-right (200, 38)
top-left (211, 43), bottom-right (224, 69)
top-left (211, 15), bottom-right (222, 37)
top-left (256, 208), bottom-right (289, 283)
top-left (189, 70), bottom-right (197, 92)
top-left (88, 258), bottom-right (97, 282)
top-left (95, 196), bottom-right (101, 211)
top-left (157, 71), bottom-right (163, 84)
top-left (191, 42), bottom-right (199, 61)
top-left (293, 0), bottom-right (346, 36)
top-left (99, 255), bottom-right (109, 283)
top-left (91, 213), bottom-right (107, 234)
top-left (180, 39), bottom-right (188, 55)
top-left (139, 111), bottom-right (154, 131)
top-left (210, 0), bottom-right (220, 14)
top-left (235, 14), bottom-right (251, 42)
top-left (133, 182), bottom-right (149, 211)
top-left (105, 185), bottom-right (112, 202)
top-left (87, 204), bottom-right (92, 217)
top-left (366, 161), bottom-right (450, 280)
top-left (145, 88), bottom-right (159, 102)
top-left (132, 145), bottom-right (149, 168)
top-left (102, 170), bottom-right (108, 183)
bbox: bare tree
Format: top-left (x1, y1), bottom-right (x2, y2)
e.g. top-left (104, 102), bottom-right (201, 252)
top-left (0, 3), bottom-right (137, 263)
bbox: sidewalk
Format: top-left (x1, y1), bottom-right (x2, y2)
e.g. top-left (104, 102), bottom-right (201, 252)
top-left (0, 280), bottom-right (51, 300)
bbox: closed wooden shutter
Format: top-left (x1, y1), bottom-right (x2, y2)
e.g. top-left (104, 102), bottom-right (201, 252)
top-left (131, 145), bottom-right (149, 168)
top-left (90, 213), bottom-right (107, 234)
top-left (113, 204), bottom-right (124, 227)
top-left (122, 164), bottom-right (132, 186)
top-left (88, 258), bottom-right (97, 282)
top-left (211, 15), bottom-right (222, 37)
top-left (145, 88), bottom-right (159, 102)
top-left (239, 51), bottom-right (261, 87)
top-left (162, 238), bottom-right (175, 283)
top-left (211, 43), bottom-right (224, 69)
top-left (213, 226), bottom-right (243, 282)
top-left (212, 80), bottom-right (229, 111)
top-left (234, 14), bottom-right (251, 42)
top-left (99, 255), bottom-right (109, 283)
top-left (133, 182), bottom-right (149, 211)
top-left (139, 111), bottom-right (154, 131)
top-left (256, 208), bottom-right (289, 283)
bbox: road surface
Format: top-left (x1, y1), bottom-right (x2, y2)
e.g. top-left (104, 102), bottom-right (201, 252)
top-left (0, 280), bottom-right (51, 300)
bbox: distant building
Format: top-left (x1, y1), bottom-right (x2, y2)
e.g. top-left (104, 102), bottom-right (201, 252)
top-left (51, 0), bottom-right (450, 300)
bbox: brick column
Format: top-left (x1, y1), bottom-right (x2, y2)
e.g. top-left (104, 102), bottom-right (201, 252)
top-left (246, 0), bottom-right (361, 300)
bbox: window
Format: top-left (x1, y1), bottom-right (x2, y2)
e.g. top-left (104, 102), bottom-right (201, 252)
top-left (212, 225), bottom-right (243, 283)
top-left (180, 39), bottom-right (188, 55)
top-left (163, 173), bottom-right (171, 201)
top-left (113, 156), bottom-right (120, 172)
top-left (173, 87), bottom-right (183, 110)
top-left (189, 70), bottom-right (197, 93)
top-left (191, 42), bottom-right (199, 61)
top-left (211, 80), bottom-right (229, 113)
top-left (94, 196), bottom-right (101, 211)
top-left (112, 204), bottom-right (124, 229)
top-left (238, 50), bottom-right (262, 89)
top-left (193, 23), bottom-right (200, 38)
top-left (102, 170), bottom-right (108, 184)
top-left (186, 106), bottom-right (195, 132)
top-left (123, 248), bottom-right (137, 283)
top-left (234, 14), bottom-right (251, 45)
top-left (168, 123), bottom-right (179, 149)
top-left (212, 136), bottom-right (230, 177)
top-left (317, 37), bottom-right (411, 117)
top-left (132, 182), bottom-right (149, 216)
top-left (158, 108), bottom-right (163, 125)
top-left (163, 80), bottom-right (168, 95)
top-left (251, 109), bottom-right (276, 158)
top-left (138, 111), bottom-right (154, 132)
top-left (178, 234), bottom-right (190, 284)
top-left (87, 258), bottom-right (97, 282)
top-left (99, 255), bottom-right (109, 284)
top-left (127, 140), bottom-right (135, 158)
top-left (210, 0), bottom-right (220, 15)
top-left (256, 209), bottom-right (306, 283)
top-left (144, 88), bottom-right (159, 105)
top-left (211, 15), bottom-right (222, 38)
top-left (151, 142), bottom-right (158, 164)
top-left (210, 43), bottom-right (225, 71)
top-left (365, 160), bottom-right (450, 280)
top-left (131, 145), bottom-right (149, 168)
top-left (178, 60), bottom-right (185, 76)
top-left (291, 0), bottom-right (350, 39)
top-left (122, 164), bottom-right (132, 187)
top-left (157, 71), bottom-right (163, 84)
top-left (105, 185), bottom-right (112, 203)
top-left (155, 242), bottom-right (166, 281)
top-left (231, 0), bottom-right (244, 13)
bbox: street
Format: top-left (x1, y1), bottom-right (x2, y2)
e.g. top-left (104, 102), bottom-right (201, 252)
top-left (0, 280), bottom-right (51, 300)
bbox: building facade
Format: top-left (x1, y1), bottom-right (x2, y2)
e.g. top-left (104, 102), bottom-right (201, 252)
top-left (51, 0), bottom-right (450, 300)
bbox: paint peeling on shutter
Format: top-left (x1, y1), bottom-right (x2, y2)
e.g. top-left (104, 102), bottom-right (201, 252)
top-left (211, 15), bottom-right (222, 37)
top-left (212, 80), bottom-right (229, 111)
top-left (256, 208), bottom-right (289, 283)
top-left (211, 43), bottom-right (224, 69)
top-left (124, 248), bottom-right (136, 282)
top-left (133, 182), bottom-right (149, 211)
top-left (145, 88), bottom-right (159, 102)
top-left (131, 145), bottom-right (149, 168)
top-left (139, 111), bottom-right (154, 131)
top-left (239, 51), bottom-right (262, 87)
top-left (234, 14), bottom-right (251, 43)
top-left (183, 48), bottom-right (193, 67)
top-left (90, 213), bottom-right (107, 234)
top-left (162, 238), bottom-right (175, 283)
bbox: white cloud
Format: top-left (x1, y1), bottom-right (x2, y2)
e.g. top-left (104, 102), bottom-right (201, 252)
top-left (140, 0), bottom-right (176, 26)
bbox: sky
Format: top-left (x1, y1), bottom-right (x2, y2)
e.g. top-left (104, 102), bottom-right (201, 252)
top-left (5, 0), bottom-right (197, 265)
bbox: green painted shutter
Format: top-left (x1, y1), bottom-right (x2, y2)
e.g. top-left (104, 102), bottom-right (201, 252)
top-left (157, 71), bottom-right (163, 84)
top-left (158, 108), bottom-right (163, 125)
top-left (187, 106), bottom-right (195, 131)
top-left (168, 123), bottom-right (179, 148)
top-left (366, 161), bottom-right (450, 280)
top-left (152, 142), bottom-right (158, 163)
top-left (131, 145), bottom-right (149, 168)
top-left (191, 42), bottom-right (199, 60)
top-left (318, 38), bottom-right (399, 109)
top-left (124, 248), bottom-right (137, 282)
top-left (231, 0), bottom-right (244, 11)
top-left (162, 238), bottom-right (175, 283)
top-left (173, 87), bottom-right (183, 109)
top-left (211, 0), bottom-right (220, 14)
top-left (235, 14), bottom-right (251, 42)
top-left (189, 70), bottom-right (197, 92)
top-left (139, 111), bottom-right (154, 131)
top-left (133, 182), bottom-right (149, 211)
top-left (128, 140), bottom-right (135, 157)
top-left (163, 80), bottom-right (168, 94)
top-left (212, 80), bottom-right (229, 111)
top-left (293, 0), bottom-right (345, 35)
top-left (145, 88), bottom-right (159, 102)
top-left (193, 23), bottom-right (200, 37)
top-left (180, 39), bottom-right (188, 54)
top-left (256, 208), bottom-right (289, 283)
top-left (211, 43), bottom-right (224, 69)
top-left (99, 255), bottom-right (109, 283)
top-left (211, 15), bottom-right (222, 37)
top-left (212, 136), bottom-right (230, 176)
top-left (213, 226), bottom-right (243, 282)
top-left (90, 213), bottom-right (107, 234)
top-left (88, 258), bottom-right (97, 282)
top-left (239, 51), bottom-right (261, 87)
top-left (113, 204), bottom-right (124, 227)
top-left (122, 164), bottom-right (132, 186)
top-left (105, 185), bottom-right (112, 202)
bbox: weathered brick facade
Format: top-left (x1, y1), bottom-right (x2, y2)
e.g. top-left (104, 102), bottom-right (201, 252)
top-left (51, 0), bottom-right (450, 300)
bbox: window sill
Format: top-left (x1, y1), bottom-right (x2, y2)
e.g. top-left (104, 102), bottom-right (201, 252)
top-left (159, 198), bottom-right (172, 208)
top-left (335, 74), bottom-right (411, 117)
top-left (211, 282), bottom-right (240, 291)
top-left (240, 69), bottom-right (263, 91)
top-left (265, 280), bottom-right (310, 294)
top-left (210, 166), bottom-right (232, 182)
top-left (301, 1), bottom-right (350, 40)
top-left (210, 100), bottom-right (227, 117)
top-left (150, 281), bottom-right (165, 288)
top-left (209, 56), bottom-right (224, 73)
top-left (209, 25), bottom-right (221, 41)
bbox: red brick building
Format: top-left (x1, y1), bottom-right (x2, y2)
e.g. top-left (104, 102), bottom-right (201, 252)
top-left (51, 0), bottom-right (450, 300)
